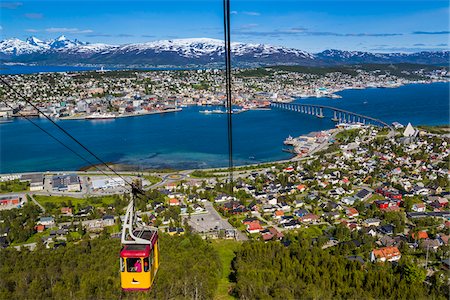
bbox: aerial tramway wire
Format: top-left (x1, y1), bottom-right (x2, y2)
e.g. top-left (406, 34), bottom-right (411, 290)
top-left (223, 0), bottom-right (234, 195)
top-left (0, 77), bottom-right (143, 194)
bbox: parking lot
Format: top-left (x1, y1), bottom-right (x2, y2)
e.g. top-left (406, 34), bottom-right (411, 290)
top-left (186, 201), bottom-right (235, 233)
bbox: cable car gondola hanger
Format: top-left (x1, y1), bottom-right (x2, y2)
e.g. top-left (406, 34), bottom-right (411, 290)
top-left (120, 184), bottom-right (159, 291)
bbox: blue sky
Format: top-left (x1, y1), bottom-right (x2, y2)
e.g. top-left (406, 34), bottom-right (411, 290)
top-left (1, 0), bottom-right (449, 52)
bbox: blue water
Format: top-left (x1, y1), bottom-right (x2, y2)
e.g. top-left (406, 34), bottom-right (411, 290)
top-left (0, 65), bottom-right (106, 75)
top-left (295, 82), bottom-right (449, 126)
top-left (0, 82), bottom-right (448, 173)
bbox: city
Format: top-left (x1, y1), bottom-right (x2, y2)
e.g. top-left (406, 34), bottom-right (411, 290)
top-left (1, 65), bottom-right (447, 120)
top-left (0, 0), bottom-right (449, 299)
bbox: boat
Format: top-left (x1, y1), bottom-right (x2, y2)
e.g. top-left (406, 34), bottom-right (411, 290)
top-left (199, 110), bottom-right (213, 114)
top-left (85, 112), bottom-right (116, 119)
top-left (284, 135), bottom-right (294, 145)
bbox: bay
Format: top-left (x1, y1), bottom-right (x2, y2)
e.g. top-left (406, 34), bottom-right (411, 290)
top-left (0, 82), bottom-right (448, 173)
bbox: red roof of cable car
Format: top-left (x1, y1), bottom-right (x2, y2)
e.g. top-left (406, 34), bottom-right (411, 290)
top-left (120, 244), bottom-right (151, 258)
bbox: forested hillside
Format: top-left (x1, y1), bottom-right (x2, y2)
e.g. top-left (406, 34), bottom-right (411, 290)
top-left (0, 233), bottom-right (448, 299)
top-left (0, 234), bottom-right (221, 299)
top-left (232, 233), bottom-right (448, 299)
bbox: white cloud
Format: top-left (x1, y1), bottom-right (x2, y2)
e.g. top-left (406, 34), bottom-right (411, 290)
top-left (243, 11), bottom-right (260, 16)
top-left (45, 27), bottom-right (93, 34)
top-left (25, 13), bottom-right (43, 19)
top-left (26, 29), bottom-right (40, 33)
top-left (1, 2), bottom-right (23, 9)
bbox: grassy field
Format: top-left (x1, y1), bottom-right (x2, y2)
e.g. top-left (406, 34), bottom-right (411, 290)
top-left (211, 239), bottom-right (241, 300)
top-left (368, 194), bottom-right (386, 202)
top-left (417, 125), bottom-right (450, 135)
top-left (33, 195), bottom-right (117, 208)
top-left (0, 180), bottom-right (29, 194)
top-left (143, 175), bottom-right (162, 185)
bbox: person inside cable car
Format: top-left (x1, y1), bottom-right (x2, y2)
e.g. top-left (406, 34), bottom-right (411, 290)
top-left (134, 259), bottom-right (142, 272)
top-left (143, 258), bottom-right (149, 272)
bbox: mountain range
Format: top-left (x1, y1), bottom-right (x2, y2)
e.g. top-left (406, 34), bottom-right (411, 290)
top-left (1, 35), bottom-right (448, 67)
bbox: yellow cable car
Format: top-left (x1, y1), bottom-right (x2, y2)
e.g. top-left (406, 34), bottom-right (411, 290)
top-left (120, 198), bottom-right (159, 291)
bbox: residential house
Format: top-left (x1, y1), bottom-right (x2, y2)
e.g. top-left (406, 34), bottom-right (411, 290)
top-left (420, 239), bottom-right (440, 252)
top-left (412, 203), bottom-right (426, 212)
top-left (273, 210), bottom-right (284, 219)
top-left (61, 207), bottom-right (73, 216)
top-left (261, 227), bottom-right (284, 241)
top-left (378, 224), bottom-right (394, 235)
top-left (102, 215), bottom-right (115, 227)
top-left (169, 198), bottom-right (180, 206)
top-left (370, 246), bottom-right (401, 262)
top-left (411, 231), bottom-right (429, 240)
top-left (355, 188), bottom-right (373, 201)
top-left (346, 207), bottom-right (359, 218)
top-left (246, 221), bottom-right (263, 234)
top-left (38, 216), bottom-right (55, 227)
top-left (363, 218), bottom-right (381, 227)
top-left (299, 213), bottom-right (320, 224)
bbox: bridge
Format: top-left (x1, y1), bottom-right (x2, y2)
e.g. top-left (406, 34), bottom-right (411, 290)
top-left (270, 102), bottom-right (392, 129)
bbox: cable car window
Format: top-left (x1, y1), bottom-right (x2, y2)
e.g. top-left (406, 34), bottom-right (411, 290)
top-left (143, 257), bottom-right (150, 272)
top-left (120, 257), bottom-right (125, 272)
top-left (126, 258), bottom-right (142, 272)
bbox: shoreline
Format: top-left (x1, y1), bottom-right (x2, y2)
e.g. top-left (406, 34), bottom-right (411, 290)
top-left (289, 79), bottom-right (449, 102)
top-left (59, 108), bottom-right (182, 120)
top-left (1, 83), bottom-right (448, 175)
top-left (1, 123), bottom-right (449, 176)
top-left (0, 127), bottom-right (340, 176)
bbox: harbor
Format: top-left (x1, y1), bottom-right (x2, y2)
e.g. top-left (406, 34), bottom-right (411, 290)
top-left (0, 82), bottom-right (448, 173)
top-left (283, 130), bottom-right (336, 157)
top-left (59, 108), bottom-right (182, 120)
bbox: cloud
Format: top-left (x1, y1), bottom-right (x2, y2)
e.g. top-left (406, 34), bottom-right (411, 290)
top-left (117, 33), bottom-right (134, 37)
top-left (436, 43), bottom-right (448, 46)
top-left (45, 27), bottom-right (93, 34)
top-left (234, 27), bottom-right (402, 37)
top-left (25, 28), bottom-right (39, 33)
top-left (1, 2), bottom-right (22, 9)
top-left (24, 13), bottom-right (43, 19)
top-left (370, 46), bottom-right (447, 53)
top-left (240, 23), bottom-right (258, 29)
top-left (413, 43), bottom-right (425, 46)
top-left (141, 35), bottom-right (155, 38)
top-left (288, 27), bottom-right (307, 33)
top-left (85, 33), bottom-right (111, 37)
top-left (85, 33), bottom-right (136, 38)
top-left (230, 11), bottom-right (238, 15)
top-left (243, 11), bottom-right (260, 16)
top-left (310, 32), bottom-right (402, 37)
top-left (412, 31), bottom-right (450, 35)
top-left (0, 26), bottom-right (2, 31)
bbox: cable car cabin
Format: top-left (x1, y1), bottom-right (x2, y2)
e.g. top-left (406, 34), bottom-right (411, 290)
top-left (120, 229), bottom-right (159, 291)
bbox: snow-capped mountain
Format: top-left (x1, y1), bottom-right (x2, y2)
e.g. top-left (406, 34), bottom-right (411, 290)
top-left (26, 36), bottom-right (49, 49)
top-left (48, 35), bottom-right (86, 49)
top-left (0, 36), bottom-right (448, 67)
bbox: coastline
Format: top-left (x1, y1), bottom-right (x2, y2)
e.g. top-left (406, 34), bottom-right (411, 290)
top-left (1, 82), bottom-right (448, 174)
top-left (289, 79), bottom-right (450, 102)
top-left (59, 108), bottom-right (182, 120)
